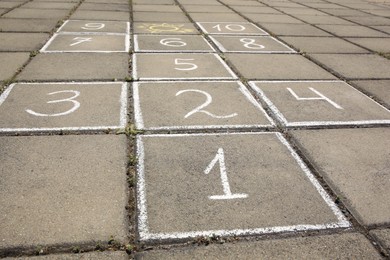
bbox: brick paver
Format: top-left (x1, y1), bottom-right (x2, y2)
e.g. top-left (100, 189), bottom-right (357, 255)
top-left (0, 0), bottom-right (389, 258)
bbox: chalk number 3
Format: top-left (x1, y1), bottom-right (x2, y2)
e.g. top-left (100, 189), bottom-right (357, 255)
top-left (26, 90), bottom-right (81, 117)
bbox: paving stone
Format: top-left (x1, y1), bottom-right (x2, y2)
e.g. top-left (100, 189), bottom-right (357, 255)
top-left (249, 81), bottom-right (390, 127)
top-left (322, 9), bottom-right (368, 17)
top-left (58, 20), bottom-right (129, 34)
top-left (290, 128), bottom-right (390, 226)
top-left (303, 2), bottom-right (349, 9)
top-left (179, 0), bottom-right (222, 5)
top-left (372, 25), bottom-right (390, 34)
top-left (0, 8), bottom-right (7, 15)
top-left (317, 24), bottom-right (388, 37)
top-left (133, 4), bottom-right (182, 12)
top-left (345, 16), bottom-right (390, 26)
top-left (230, 6), bottom-right (281, 14)
top-left (70, 10), bottom-right (129, 21)
top-left (22, 2), bottom-right (77, 10)
top-left (133, 81), bottom-right (273, 130)
top-left (3, 8), bottom-right (70, 19)
top-left (350, 80), bottom-right (390, 106)
top-left (0, 135), bottom-right (128, 249)
top-left (197, 22), bottom-right (268, 35)
top-left (294, 14), bottom-right (355, 25)
top-left (347, 37), bottom-right (390, 53)
top-left (222, 0), bottom-right (263, 6)
top-left (0, 33), bottom-right (49, 51)
top-left (137, 133), bottom-right (348, 241)
top-left (0, 18), bottom-right (58, 32)
top-left (134, 0), bottom-right (175, 4)
top-left (86, 0), bottom-right (128, 3)
top-left (134, 35), bottom-right (215, 52)
top-left (259, 23), bottom-right (331, 36)
top-left (0, 52), bottom-right (29, 82)
top-left (244, 13), bottom-right (304, 24)
top-left (183, 5), bottom-right (233, 13)
top-left (78, 3), bottom-right (129, 11)
top-left (133, 11), bottom-right (189, 22)
top-left (0, 2), bottom-right (22, 9)
top-left (17, 53), bottom-right (128, 81)
top-left (133, 53), bottom-right (237, 80)
top-left (264, 1), bottom-right (303, 8)
top-left (5, 251), bottom-right (128, 260)
top-left (276, 7), bottom-right (328, 16)
top-left (0, 82), bottom-right (127, 132)
top-left (189, 12), bottom-right (247, 22)
top-left (309, 54), bottom-right (390, 79)
top-left (41, 34), bottom-right (129, 52)
top-left (280, 36), bottom-right (368, 53)
top-left (210, 36), bottom-right (295, 53)
top-left (137, 233), bottom-right (380, 259)
top-left (226, 54), bottom-right (336, 80)
top-left (371, 228), bottom-right (390, 254)
top-left (133, 22), bottom-right (198, 34)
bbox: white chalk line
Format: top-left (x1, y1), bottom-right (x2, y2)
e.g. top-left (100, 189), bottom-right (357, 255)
top-left (275, 133), bottom-right (350, 226)
top-left (142, 222), bottom-right (350, 241)
top-left (136, 132), bottom-right (350, 241)
top-left (136, 137), bottom-right (149, 237)
top-left (0, 126), bottom-right (123, 133)
top-left (237, 81), bottom-right (276, 126)
top-left (0, 84), bottom-right (16, 107)
top-left (133, 82), bottom-right (145, 129)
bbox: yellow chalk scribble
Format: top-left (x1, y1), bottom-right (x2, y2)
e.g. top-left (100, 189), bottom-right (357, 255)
top-left (138, 23), bottom-right (194, 34)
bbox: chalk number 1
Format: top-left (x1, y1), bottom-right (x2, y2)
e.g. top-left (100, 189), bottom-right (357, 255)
top-left (204, 148), bottom-right (248, 200)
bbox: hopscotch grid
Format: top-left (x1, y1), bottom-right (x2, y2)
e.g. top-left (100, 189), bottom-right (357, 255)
top-left (249, 80), bottom-right (390, 127)
top-left (136, 132), bottom-right (350, 241)
top-left (132, 53), bottom-right (238, 80)
top-left (133, 80), bottom-right (274, 129)
top-left (196, 22), bottom-right (269, 35)
top-left (133, 34), bottom-right (217, 53)
top-left (0, 82), bottom-right (128, 133)
top-left (209, 35), bottom-right (296, 53)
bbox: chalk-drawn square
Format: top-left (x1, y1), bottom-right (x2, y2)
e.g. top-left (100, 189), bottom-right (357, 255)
top-left (0, 82), bottom-right (127, 133)
top-left (134, 81), bottom-right (274, 130)
top-left (249, 81), bottom-right (390, 127)
top-left (137, 133), bottom-right (349, 241)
